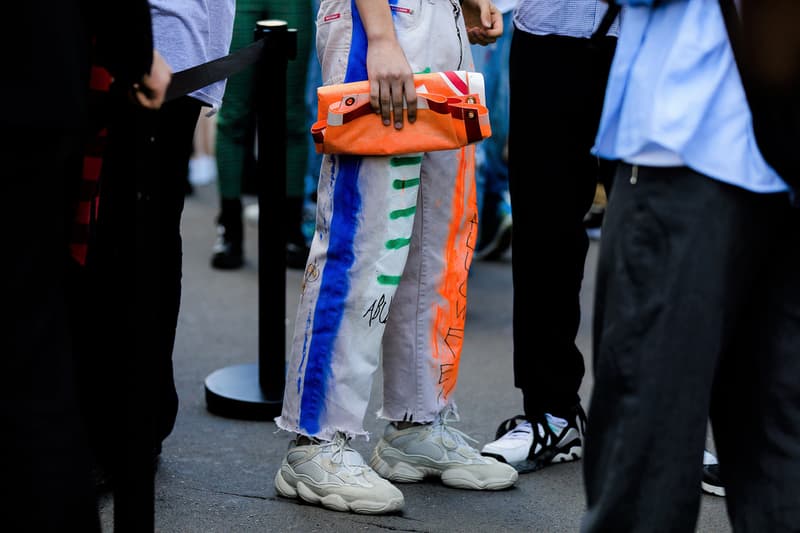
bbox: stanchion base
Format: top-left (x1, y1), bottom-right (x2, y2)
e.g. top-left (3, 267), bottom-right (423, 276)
top-left (204, 363), bottom-right (282, 421)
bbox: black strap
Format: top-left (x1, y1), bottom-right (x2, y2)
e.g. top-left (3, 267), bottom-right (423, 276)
top-left (718, 0), bottom-right (742, 62)
top-left (718, 0), bottom-right (754, 107)
top-left (592, 2), bottom-right (621, 43)
top-left (164, 38), bottom-right (266, 102)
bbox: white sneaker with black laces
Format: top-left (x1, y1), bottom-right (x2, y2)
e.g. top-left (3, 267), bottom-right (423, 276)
top-left (274, 432), bottom-right (404, 514)
top-left (481, 405), bottom-right (586, 473)
top-left (369, 409), bottom-right (518, 490)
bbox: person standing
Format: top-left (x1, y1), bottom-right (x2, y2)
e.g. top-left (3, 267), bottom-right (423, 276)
top-left (4, 2), bottom-right (168, 530)
top-left (480, 0), bottom-right (619, 473)
top-left (581, 1), bottom-right (800, 531)
top-left (273, 0), bottom-right (519, 515)
top-left (73, 3), bottom-right (234, 529)
top-left (210, 0), bottom-right (314, 270)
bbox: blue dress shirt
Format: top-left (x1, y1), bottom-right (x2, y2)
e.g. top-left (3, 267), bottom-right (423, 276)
top-left (593, 0), bottom-right (788, 193)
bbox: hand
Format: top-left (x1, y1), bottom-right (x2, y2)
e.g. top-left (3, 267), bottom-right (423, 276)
top-left (462, 0), bottom-right (503, 46)
top-left (132, 50), bottom-right (172, 109)
top-left (366, 37), bottom-right (417, 129)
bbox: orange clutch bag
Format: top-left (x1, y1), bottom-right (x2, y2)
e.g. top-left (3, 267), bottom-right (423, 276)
top-left (311, 71), bottom-right (491, 156)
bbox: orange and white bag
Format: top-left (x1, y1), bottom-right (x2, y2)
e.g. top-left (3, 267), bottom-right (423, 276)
top-left (311, 71), bottom-right (491, 156)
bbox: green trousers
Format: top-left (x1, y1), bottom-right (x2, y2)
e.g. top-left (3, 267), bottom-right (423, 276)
top-left (215, 0), bottom-right (313, 200)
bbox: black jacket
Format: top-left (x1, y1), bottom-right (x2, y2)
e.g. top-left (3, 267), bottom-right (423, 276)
top-left (3, 1), bottom-right (153, 130)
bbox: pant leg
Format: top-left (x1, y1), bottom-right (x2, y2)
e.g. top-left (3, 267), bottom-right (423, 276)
top-left (582, 165), bottom-right (762, 533)
top-left (710, 199), bottom-right (800, 532)
top-left (381, 145), bottom-right (478, 421)
top-left (79, 94), bottom-right (201, 532)
top-left (508, 31), bottom-right (616, 418)
top-left (5, 132), bottom-right (101, 532)
top-left (379, 0), bottom-right (478, 421)
top-left (278, 0), bottom-right (476, 437)
top-left (215, 1), bottom-right (264, 200)
top-left (143, 96), bottom-right (203, 445)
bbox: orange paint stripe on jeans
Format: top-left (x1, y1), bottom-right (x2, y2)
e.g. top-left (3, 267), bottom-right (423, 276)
top-left (430, 145), bottom-right (478, 401)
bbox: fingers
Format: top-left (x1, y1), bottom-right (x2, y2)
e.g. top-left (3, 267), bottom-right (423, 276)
top-left (391, 78), bottom-right (406, 129)
top-left (131, 50), bottom-right (172, 110)
top-left (404, 77), bottom-right (417, 124)
top-left (468, 27), bottom-right (497, 45)
top-left (133, 83), bottom-right (166, 109)
top-left (379, 80), bottom-right (393, 126)
top-left (374, 77), bottom-right (416, 129)
top-left (369, 78), bottom-right (381, 119)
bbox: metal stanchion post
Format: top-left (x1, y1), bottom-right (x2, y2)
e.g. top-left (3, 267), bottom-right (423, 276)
top-left (204, 20), bottom-right (297, 420)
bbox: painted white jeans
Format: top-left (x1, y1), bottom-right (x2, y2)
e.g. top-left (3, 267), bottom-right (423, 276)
top-left (277, 0), bottom-right (480, 440)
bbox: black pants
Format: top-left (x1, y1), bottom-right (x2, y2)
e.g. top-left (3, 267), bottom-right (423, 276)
top-left (508, 30), bottom-right (616, 418)
top-left (73, 94), bottom-right (201, 531)
top-left (5, 132), bottom-right (101, 531)
top-left (583, 164), bottom-right (800, 533)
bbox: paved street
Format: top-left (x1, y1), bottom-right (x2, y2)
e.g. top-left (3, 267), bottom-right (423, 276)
top-left (99, 182), bottom-right (731, 532)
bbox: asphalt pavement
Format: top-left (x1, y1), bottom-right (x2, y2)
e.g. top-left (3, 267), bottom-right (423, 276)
top-left (98, 181), bottom-right (731, 532)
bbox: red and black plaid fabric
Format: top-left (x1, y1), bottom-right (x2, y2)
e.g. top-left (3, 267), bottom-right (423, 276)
top-left (70, 63), bottom-right (112, 266)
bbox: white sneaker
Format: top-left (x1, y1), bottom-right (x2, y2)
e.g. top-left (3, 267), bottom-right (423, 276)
top-left (481, 406), bottom-right (586, 473)
top-left (369, 410), bottom-right (518, 490)
top-left (274, 432), bottom-right (404, 514)
top-left (480, 419), bottom-right (534, 465)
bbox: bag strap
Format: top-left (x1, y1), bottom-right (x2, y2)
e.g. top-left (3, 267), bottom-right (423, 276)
top-left (718, 0), bottom-right (758, 112)
top-left (718, 0), bottom-right (743, 64)
top-left (591, 2), bottom-right (621, 44)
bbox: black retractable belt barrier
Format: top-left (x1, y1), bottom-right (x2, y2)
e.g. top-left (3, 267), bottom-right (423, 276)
top-left (204, 19), bottom-right (297, 420)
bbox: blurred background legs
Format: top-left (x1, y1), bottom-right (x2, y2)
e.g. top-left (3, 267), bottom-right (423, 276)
top-left (211, 0), bottom-right (313, 271)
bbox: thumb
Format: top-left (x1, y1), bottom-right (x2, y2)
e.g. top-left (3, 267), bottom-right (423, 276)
top-left (482, 11), bottom-right (492, 28)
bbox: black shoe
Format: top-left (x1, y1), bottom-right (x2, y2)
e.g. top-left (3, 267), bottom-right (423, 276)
top-left (702, 450), bottom-right (725, 496)
top-left (211, 198), bottom-right (244, 270)
top-left (481, 404), bottom-right (586, 473)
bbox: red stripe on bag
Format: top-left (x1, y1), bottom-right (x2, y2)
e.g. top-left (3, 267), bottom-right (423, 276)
top-left (444, 71), bottom-right (469, 95)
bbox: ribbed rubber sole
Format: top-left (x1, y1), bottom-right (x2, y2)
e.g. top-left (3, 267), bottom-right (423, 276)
top-left (370, 446), bottom-right (517, 490)
top-left (274, 468), bottom-right (404, 514)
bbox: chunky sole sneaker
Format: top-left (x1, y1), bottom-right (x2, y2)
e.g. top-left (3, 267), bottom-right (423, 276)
top-left (701, 450), bottom-right (725, 497)
top-left (369, 414), bottom-right (518, 491)
top-left (481, 404), bottom-right (586, 474)
top-left (274, 433), bottom-right (404, 515)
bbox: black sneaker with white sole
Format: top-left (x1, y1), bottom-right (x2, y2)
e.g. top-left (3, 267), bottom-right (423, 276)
top-left (481, 404), bottom-right (586, 473)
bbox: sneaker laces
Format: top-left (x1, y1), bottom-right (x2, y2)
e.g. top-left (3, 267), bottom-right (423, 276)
top-left (500, 421), bottom-right (533, 442)
top-left (318, 432), bottom-right (368, 474)
top-left (430, 407), bottom-right (479, 452)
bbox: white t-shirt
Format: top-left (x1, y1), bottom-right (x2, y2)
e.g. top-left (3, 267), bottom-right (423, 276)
top-left (150, 0), bottom-right (235, 110)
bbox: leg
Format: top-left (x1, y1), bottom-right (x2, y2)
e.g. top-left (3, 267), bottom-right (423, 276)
top-left (267, 0), bottom-right (314, 267)
top-left (508, 33), bottom-right (616, 421)
top-left (5, 132), bottom-right (101, 532)
top-left (711, 197), bottom-right (800, 531)
top-left (211, 1), bottom-right (264, 269)
top-left (583, 166), bottom-right (757, 533)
